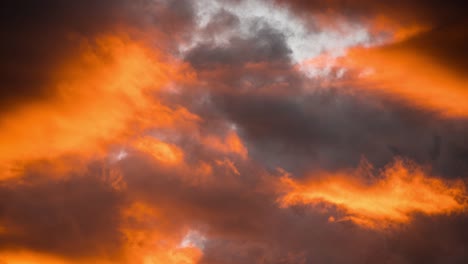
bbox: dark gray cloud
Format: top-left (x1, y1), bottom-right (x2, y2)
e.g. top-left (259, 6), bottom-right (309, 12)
top-left (201, 9), bottom-right (240, 37)
top-left (181, 12), bottom-right (468, 178)
top-left (274, 0), bottom-right (467, 25)
top-left (0, 162), bottom-right (125, 259)
top-left (214, 91), bottom-right (468, 177)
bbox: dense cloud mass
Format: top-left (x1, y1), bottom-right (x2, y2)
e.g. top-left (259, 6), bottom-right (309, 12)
top-left (0, 0), bottom-right (467, 263)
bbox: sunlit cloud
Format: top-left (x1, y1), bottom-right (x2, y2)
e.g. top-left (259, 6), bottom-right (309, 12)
top-left (0, 34), bottom-right (197, 179)
top-left (279, 159), bottom-right (468, 229)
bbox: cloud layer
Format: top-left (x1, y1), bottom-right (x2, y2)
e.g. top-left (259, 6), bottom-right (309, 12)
top-left (0, 0), bottom-right (467, 263)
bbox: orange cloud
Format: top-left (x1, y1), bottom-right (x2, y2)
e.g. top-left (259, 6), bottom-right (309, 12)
top-left (0, 251), bottom-right (116, 264)
top-left (279, 159), bottom-right (468, 229)
top-left (299, 19), bottom-right (468, 118)
top-left (0, 241), bottom-right (201, 264)
top-left (0, 34), bottom-right (198, 179)
top-left (203, 131), bottom-right (248, 159)
top-left (133, 137), bottom-right (185, 165)
top-left (341, 45), bottom-right (468, 117)
top-left (120, 202), bottom-right (202, 264)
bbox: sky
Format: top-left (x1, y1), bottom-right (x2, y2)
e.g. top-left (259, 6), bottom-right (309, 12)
top-left (0, 0), bottom-right (467, 263)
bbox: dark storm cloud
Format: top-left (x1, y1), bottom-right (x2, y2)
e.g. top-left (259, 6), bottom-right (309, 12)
top-left (182, 9), bottom-right (468, 178)
top-left (384, 214), bottom-right (468, 264)
top-left (201, 9), bottom-right (240, 37)
top-left (186, 22), bottom-right (292, 69)
top-left (215, 91), bottom-right (468, 178)
top-left (184, 19), bottom-right (304, 115)
top-left (0, 162), bottom-right (124, 259)
top-left (0, 0), bottom-right (195, 112)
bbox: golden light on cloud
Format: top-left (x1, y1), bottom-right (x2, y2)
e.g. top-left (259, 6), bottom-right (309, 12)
top-left (0, 252), bottom-right (66, 264)
top-left (0, 251), bottom-right (114, 264)
top-left (0, 242), bottom-right (201, 264)
top-left (141, 247), bottom-right (202, 264)
top-left (299, 19), bottom-right (468, 118)
top-left (342, 46), bottom-right (468, 117)
top-left (133, 137), bottom-right (184, 165)
top-left (0, 35), bottom-right (197, 179)
top-left (279, 160), bottom-right (468, 229)
top-left (120, 203), bottom-right (203, 264)
top-left (203, 131), bottom-right (248, 159)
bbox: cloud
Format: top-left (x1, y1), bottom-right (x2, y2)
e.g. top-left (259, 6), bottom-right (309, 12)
top-left (274, 0), bottom-right (467, 26)
top-left (0, 34), bottom-right (198, 179)
top-left (0, 0), bottom-right (467, 263)
top-left (0, 164), bottom-right (124, 261)
top-left (273, 0), bottom-right (468, 118)
top-left (279, 159), bottom-right (468, 229)
top-left (0, 0), bottom-right (196, 112)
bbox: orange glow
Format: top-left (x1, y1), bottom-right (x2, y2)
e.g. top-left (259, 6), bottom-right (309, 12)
top-left (141, 248), bottom-right (201, 264)
top-left (0, 252), bottom-right (67, 264)
top-left (215, 158), bottom-right (240, 176)
top-left (195, 162), bottom-right (213, 177)
top-left (279, 160), bottom-right (468, 229)
top-left (0, 35), bottom-right (198, 179)
top-left (0, 238), bottom-right (201, 264)
top-left (192, 162), bottom-right (214, 185)
top-left (0, 251), bottom-right (114, 264)
top-left (0, 33), bottom-right (203, 263)
top-left (341, 46), bottom-right (468, 117)
top-left (120, 203), bottom-right (203, 264)
top-left (203, 131), bottom-right (248, 159)
top-left (299, 19), bottom-right (468, 118)
top-left (133, 137), bottom-right (184, 164)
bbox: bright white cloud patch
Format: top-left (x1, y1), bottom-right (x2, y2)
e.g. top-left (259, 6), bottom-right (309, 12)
top-left (179, 230), bottom-right (207, 250)
top-left (187, 0), bottom-right (380, 78)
